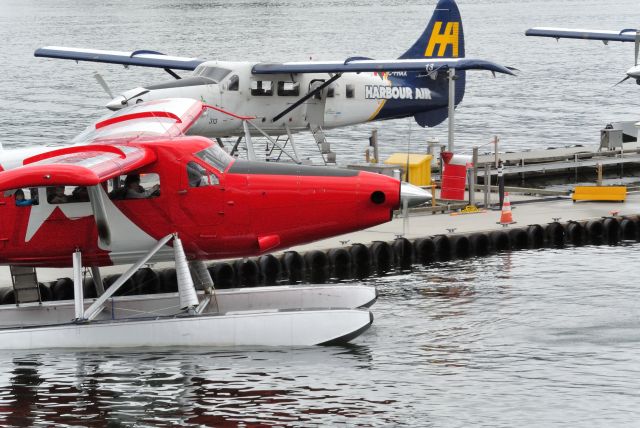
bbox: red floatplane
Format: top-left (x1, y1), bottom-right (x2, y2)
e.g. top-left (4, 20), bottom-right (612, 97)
top-left (0, 98), bottom-right (410, 348)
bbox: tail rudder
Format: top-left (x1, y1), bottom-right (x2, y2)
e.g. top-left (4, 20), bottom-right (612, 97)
top-left (399, 0), bottom-right (465, 60)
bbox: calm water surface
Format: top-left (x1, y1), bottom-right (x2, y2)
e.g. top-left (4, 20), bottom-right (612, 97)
top-left (0, 246), bottom-right (639, 426)
top-left (1, 0), bottom-right (640, 426)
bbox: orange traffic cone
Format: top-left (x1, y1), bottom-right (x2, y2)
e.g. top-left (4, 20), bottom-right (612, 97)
top-left (497, 192), bottom-right (516, 226)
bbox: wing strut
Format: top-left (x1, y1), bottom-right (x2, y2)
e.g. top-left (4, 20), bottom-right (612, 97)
top-left (164, 68), bottom-right (182, 79)
top-left (271, 74), bottom-right (342, 123)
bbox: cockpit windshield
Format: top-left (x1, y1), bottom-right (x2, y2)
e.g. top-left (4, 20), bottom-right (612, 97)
top-left (193, 65), bottom-right (231, 83)
top-left (195, 143), bottom-right (232, 172)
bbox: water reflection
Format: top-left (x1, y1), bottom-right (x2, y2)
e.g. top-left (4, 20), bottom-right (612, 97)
top-left (0, 346), bottom-right (385, 426)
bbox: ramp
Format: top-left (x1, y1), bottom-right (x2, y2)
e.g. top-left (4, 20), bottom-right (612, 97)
top-left (9, 266), bottom-right (41, 305)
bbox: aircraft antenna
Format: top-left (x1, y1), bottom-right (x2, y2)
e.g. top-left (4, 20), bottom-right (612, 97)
top-left (635, 29), bottom-right (639, 66)
top-left (402, 118), bottom-right (413, 237)
top-left (406, 118), bottom-right (412, 184)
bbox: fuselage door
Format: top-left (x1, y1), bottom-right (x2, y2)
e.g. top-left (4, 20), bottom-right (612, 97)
top-left (305, 79), bottom-right (327, 127)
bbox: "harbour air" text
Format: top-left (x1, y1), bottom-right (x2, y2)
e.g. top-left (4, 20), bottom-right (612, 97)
top-left (365, 86), bottom-right (431, 100)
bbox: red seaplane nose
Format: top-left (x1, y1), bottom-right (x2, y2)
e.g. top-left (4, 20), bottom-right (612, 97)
top-left (224, 161), bottom-right (402, 254)
top-left (355, 170), bottom-right (401, 228)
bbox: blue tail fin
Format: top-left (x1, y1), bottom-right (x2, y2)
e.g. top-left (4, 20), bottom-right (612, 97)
top-left (400, 0), bottom-right (465, 59)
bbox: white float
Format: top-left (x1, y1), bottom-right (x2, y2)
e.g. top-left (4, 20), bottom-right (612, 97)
top-left (0, 308), bottom-right (373, 349)
top-left (0, 235), bottom-right (377, 349)
top-left (0, 285), bottom-right (377, 326)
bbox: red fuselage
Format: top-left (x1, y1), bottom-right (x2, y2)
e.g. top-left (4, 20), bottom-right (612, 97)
top-left (0, 137), bottom-right (400, 267)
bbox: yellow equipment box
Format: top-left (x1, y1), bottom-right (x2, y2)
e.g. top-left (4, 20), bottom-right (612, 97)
top-left (384, 153), bottom-right (432, 186)
top-left (572, 186), bottom-right (626, 202)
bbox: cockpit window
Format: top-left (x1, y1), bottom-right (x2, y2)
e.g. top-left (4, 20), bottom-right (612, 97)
top-left (195, 144), bottom-right (232, 173)
top-left (193, 65), bottom-right (231, 83)
top-left (228, 75), bottom-right (239, 91)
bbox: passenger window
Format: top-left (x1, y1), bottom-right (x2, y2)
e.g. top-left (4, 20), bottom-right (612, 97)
top-left (346, 84), bottom-right (355, 99)
top-left (251, 80), bottom-right (273, 96)
top-left (14, 188), bottom-right (39, 207)
top-left (108, 173), bottom-right (160, 200)
top-left (277, 81), bottom-right (300, 96)
top-left (327, 86), bottom-right (335, 98)
top-left (47, 186), bottom-right (89, 204)
top-left (228, 75), bottom-right (239, 91)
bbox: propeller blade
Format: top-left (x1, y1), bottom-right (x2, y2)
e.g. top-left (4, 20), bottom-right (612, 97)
top-left (614, 75), bottom-right (631, 87)
top-left (93, 72), bottom-right (114, 98)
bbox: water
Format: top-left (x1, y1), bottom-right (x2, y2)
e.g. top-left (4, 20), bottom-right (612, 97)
top-left (2, 0), bottom-right (640, 426)
top-left (0, 246), bottom-right (639, 426)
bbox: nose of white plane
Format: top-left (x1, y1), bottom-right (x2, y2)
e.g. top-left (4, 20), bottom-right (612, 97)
top-left (400, 182), bottom-right (432, 208)
top-left (106, 95), bottom-right (128, 111)
top-left (627, 65), bottom-right (640, 81)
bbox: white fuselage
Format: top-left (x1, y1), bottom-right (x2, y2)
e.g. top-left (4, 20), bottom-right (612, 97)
top-left (112, 61), bottom-right (428, 137)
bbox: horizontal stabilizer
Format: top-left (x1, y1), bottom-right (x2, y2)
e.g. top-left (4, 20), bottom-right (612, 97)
top-left (526, 28), bottom-right (637, 43)
top-left (35, 46), bottom-right (205, 70)
top-left (252, 58), bottom-right (515, 76)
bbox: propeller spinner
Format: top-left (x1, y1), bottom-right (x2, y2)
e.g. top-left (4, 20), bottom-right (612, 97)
top-left (615, 29), bottom-right (640, 85)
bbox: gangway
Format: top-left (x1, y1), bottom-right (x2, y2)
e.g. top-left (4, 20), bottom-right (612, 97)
top-left (9, 265), bottom-right (41, 305)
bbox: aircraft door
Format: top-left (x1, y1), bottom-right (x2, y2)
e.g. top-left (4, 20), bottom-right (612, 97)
top-left (0, 191), bottom-right (13, 249)
top-left (174, 160), bottom-right (225, 235)
top-left (305, 79), bottom-right (327, 127)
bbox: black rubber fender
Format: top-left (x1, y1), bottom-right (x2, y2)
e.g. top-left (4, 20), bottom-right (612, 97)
top-left (469, 233), bottom-right (490, 257)
top-left (508, 228), bottom-right (529, 250)
top-left (0, 287), bottom-right (15, 305)
top-left (490, 230), bottom-right (510, 252)
top-left (259, 254), bottom-right (281, 285)
top-left (281, 251), bottom-right (304, 284)
top-left (82, 277), bottom-right (99, 299)
top-left (105, 273), bottom-right (137, 296)
top-left (234, 258), bottom-right (260, 287)
top-left (585, 219), bottom-right (604, 245)
top-left (620, 217), bottom-right (638, 241)
top-left (52, 277), bottom-right (74, 300)
top-left (349, 244), bottom-right (371, 279)
top-left (208, 263), bottom-right (234, 289)
top-left (450, 235), bottom-right (471, 259)
top-left (413, 238), bottom-right (436, 265)
top-left (527, 225), bottom-right (544, 249)
top-left (327, 247), bottom-right (352, 281)
top-left (369, 241), bottom-right (393, 274)
top-left (433, 235), bottom-right (451, 261)
top-left (132, 267), bottom-right (160, 294)
top-left (38, 282), bottom-right (53, 302)
top-left (545, 222), bottom-right (565, 247)
top-left (566, 221), bottom-right (584, 246)
top-left (392, 238), bottom-right (413, 270)
top-left (304, 250), bottom-right (328, 283)
top-left (158, 268), bottom-right (179, 292)
top-left (602, 217), bottom-right (620, 244)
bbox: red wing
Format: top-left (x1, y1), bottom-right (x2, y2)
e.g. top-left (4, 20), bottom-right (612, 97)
top-left (72, 98), bottom-right (204, 145)
top-left (0, 144), bottom-right (155, 191)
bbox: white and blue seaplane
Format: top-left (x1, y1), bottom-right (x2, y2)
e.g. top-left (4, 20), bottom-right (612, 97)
top-left (35, 0), bottom-right (514, 163)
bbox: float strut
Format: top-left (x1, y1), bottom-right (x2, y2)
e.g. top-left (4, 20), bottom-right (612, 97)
top-left (72, 249), bottom-right (84, 322)
top-left (83, 234), bottom-right (174, 321)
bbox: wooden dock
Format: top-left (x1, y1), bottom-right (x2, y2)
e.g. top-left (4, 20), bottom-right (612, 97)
top-left (475, 142), bottom-right (640, 178)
